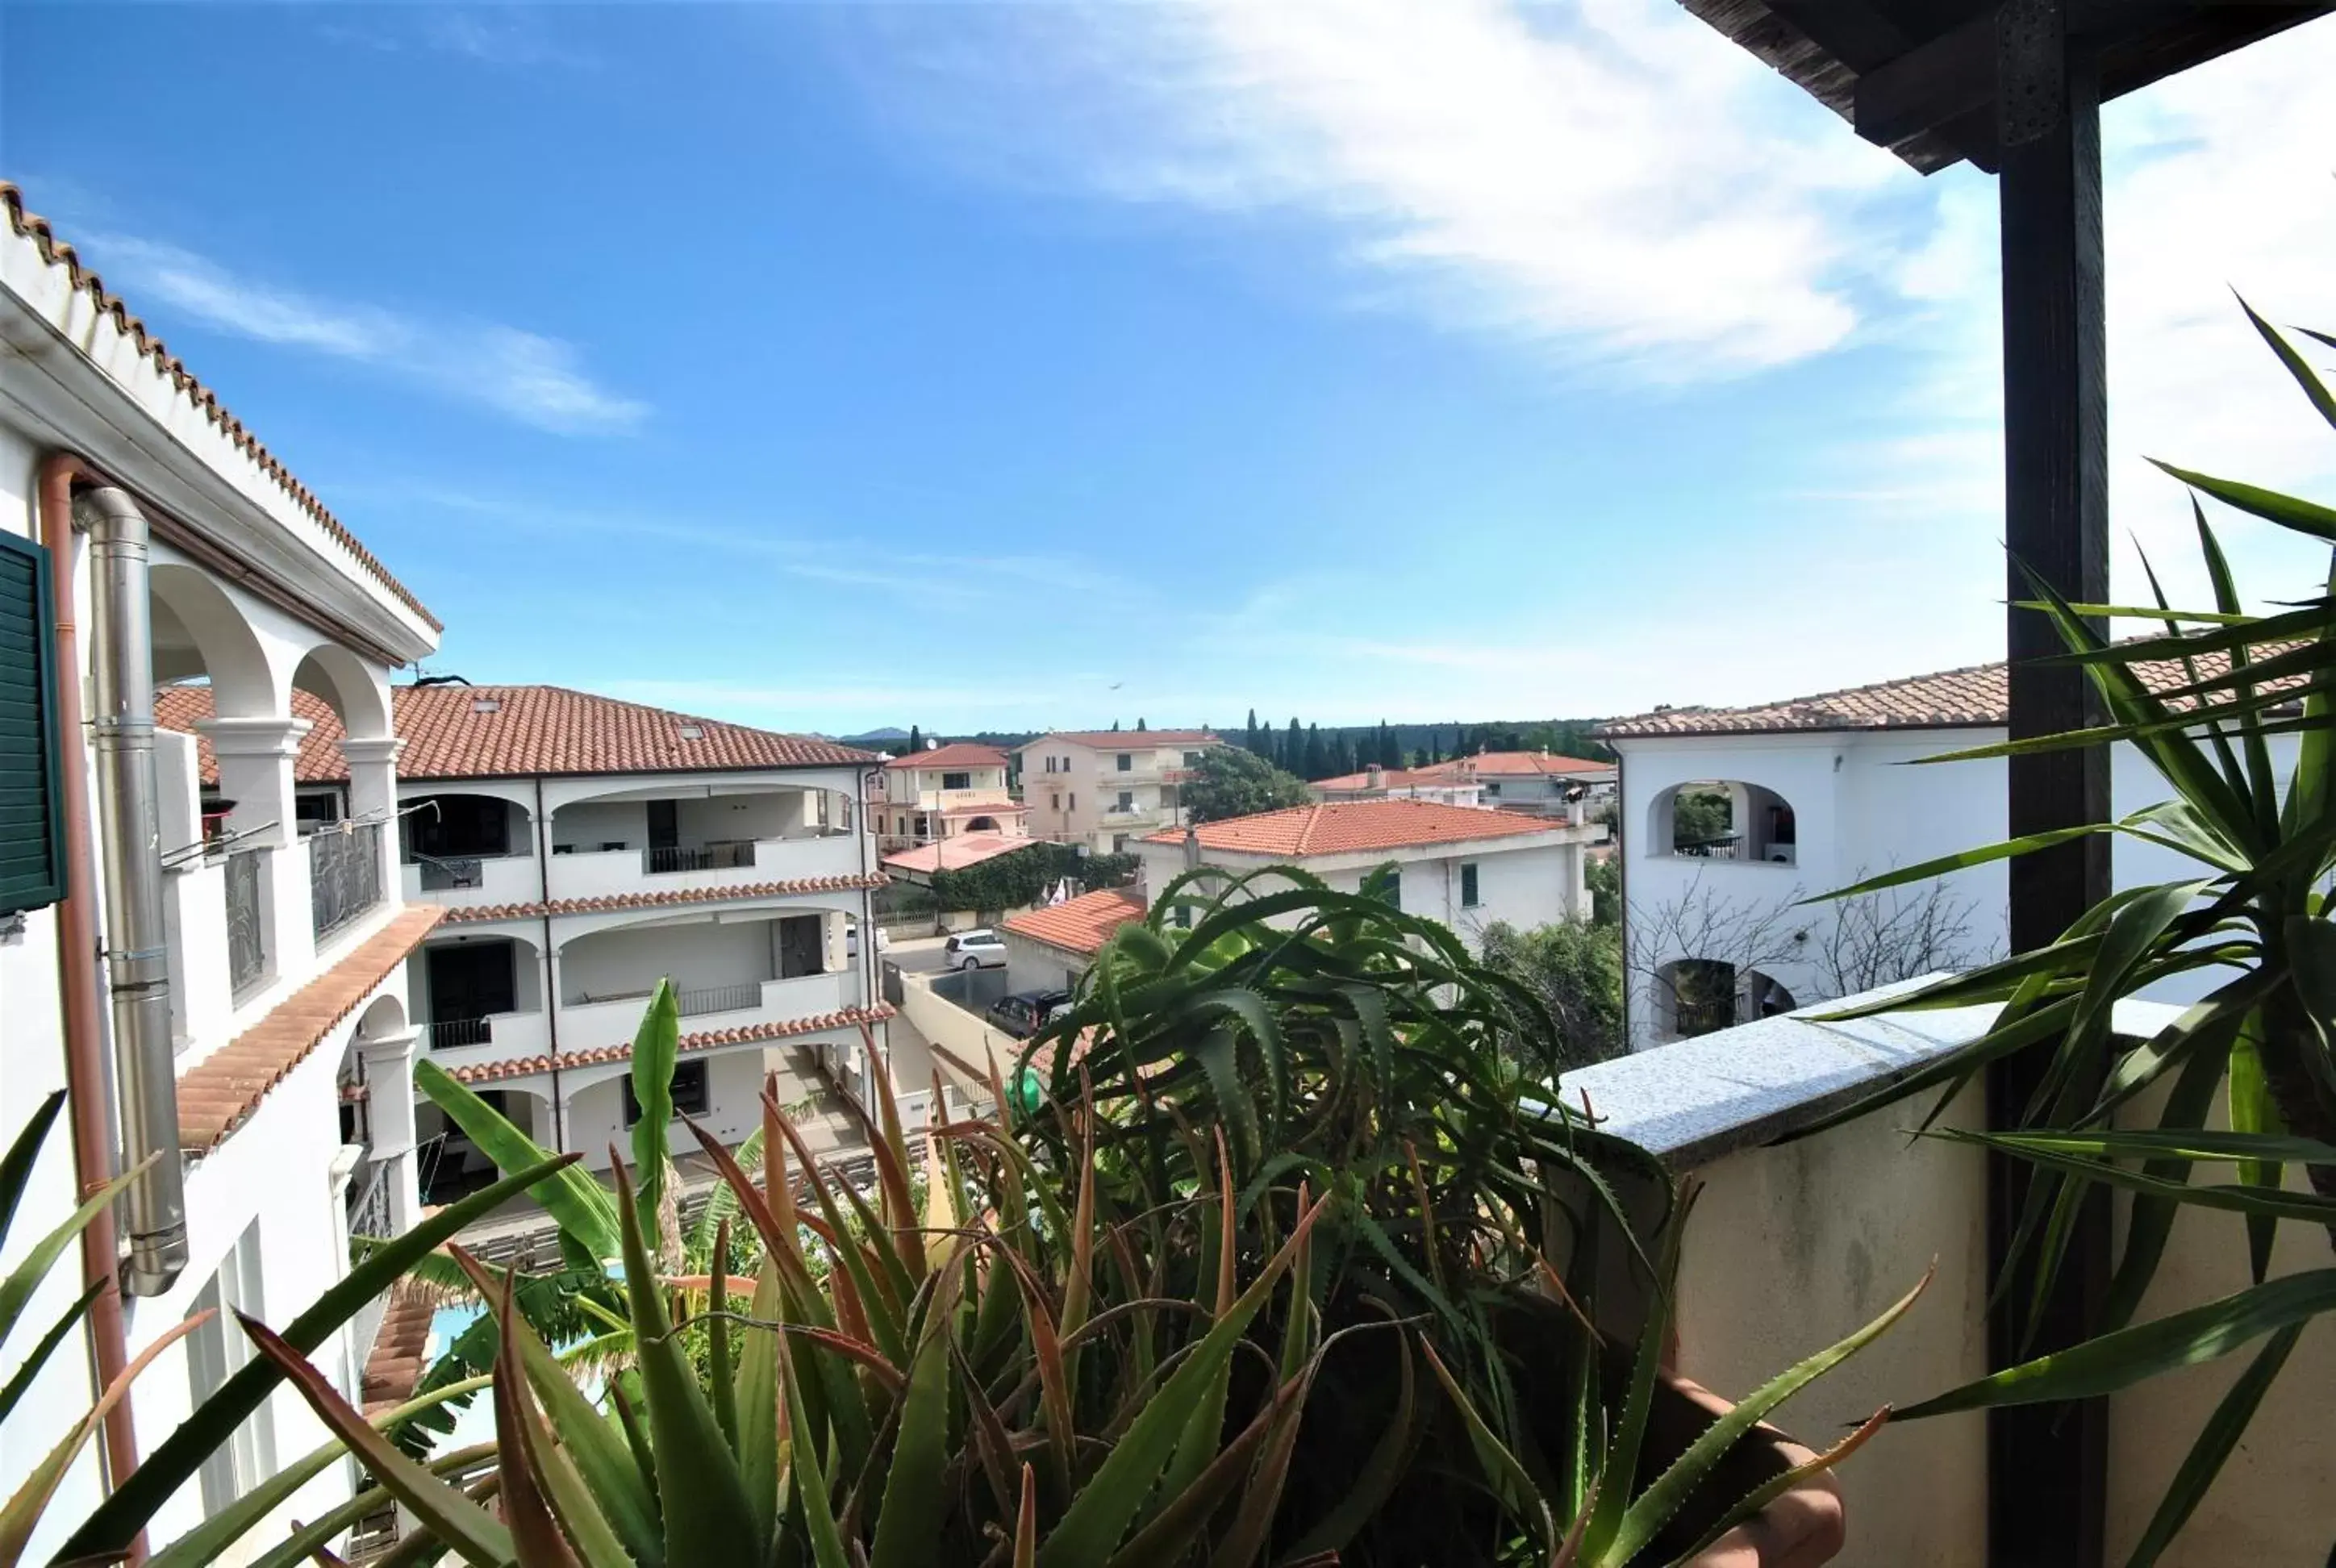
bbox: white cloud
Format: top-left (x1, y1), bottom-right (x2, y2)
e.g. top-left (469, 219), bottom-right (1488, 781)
top-left (87, 236), bottom-right (646, 435)
top-left (1858, 22), bottom-right (2336, 613)
top-left (846, 0), bottom-right (1917, 377)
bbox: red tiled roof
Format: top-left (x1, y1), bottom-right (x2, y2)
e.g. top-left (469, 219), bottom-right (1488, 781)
top-left (883, 743), bottom-right (1010, 769)
top-left (442, 1003), bottom-right (894, 1083)
top-left (882, 834), bottom-right (1030, 876)
top-left (3, 183), bottom-right (440, 632)
top-left (937, 801), bottom-right (1027, 817)
top-left (437, 873), bottom-right (886, 925)
top-left (1003, 887), bottom-right (1146, 956)
top-left (1145, 799), bottom-right (1565, 857)
top-left (1017, 731), bottom-right (1221, 750)
top-left (1595, 642), bottom-right (2305, 739)
top-left (176, 905), bottom-right (445, 1151)
top-left (1445, 751), bottom-right (1613, 778)
top-left (153, 683), bottom-right (877, 783)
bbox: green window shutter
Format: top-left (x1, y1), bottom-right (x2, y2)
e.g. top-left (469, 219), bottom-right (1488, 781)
top-left (0, 530), bottom-right (67, 916)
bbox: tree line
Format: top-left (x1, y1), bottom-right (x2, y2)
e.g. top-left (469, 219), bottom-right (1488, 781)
top-left (1233, 713), bottom-right (1615, 782)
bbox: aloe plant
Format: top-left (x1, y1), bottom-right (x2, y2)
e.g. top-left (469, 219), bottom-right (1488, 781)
top-left (1811, 298), bottom-right (2335, 1565)
top-left (0, 1087), bottom-right (580, 1566)
top-left (242, 1020), bottom-right (1915, 1567)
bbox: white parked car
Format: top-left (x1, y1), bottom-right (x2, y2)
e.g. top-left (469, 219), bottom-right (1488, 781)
top-left (945, 930), bottom-right (1007, 971)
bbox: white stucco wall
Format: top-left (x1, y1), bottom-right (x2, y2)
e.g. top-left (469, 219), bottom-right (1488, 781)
top-left (1614, 728), bottom-right (2304, 1046)
top-left (559, 915), bottom-right (797, 1003)
top-left (561, 1046), bottom-right (769, 1171)
top-left (1137, 833), bottom-right (1583, 953)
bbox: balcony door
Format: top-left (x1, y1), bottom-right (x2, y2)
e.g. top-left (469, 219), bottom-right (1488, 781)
top-left (647, 799), bottom-right (680, 853)
top-left (777, 914), bottom-right (824, 978)
top-left (428, 940), bottom-right (517, 1027)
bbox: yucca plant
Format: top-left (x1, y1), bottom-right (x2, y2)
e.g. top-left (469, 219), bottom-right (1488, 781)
top-left (1810, 298), bottom-right (2336, 1564)
top-left (0, 1089), bottom-right (580, 1566)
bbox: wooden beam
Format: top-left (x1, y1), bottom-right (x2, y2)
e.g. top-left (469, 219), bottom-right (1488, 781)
top-left (1992, 2), bottom-right (2111, 1564)
top-left (1853, 8), bottom-right (1996, 148)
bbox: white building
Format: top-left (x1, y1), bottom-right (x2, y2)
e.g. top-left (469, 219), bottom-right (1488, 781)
top-left (2, 184), bottom-right (441, 1560)
top-left (1316, 750), bottom-right (1615, 815)
top-left (1600, 657), bottom-right (2302, 1047)
top-left (1310, 762), bottom-right (1485, 808)
top-left (1016, 730), bottom-right (1223, 852)
top-left (1135, 799), bottom-right (1605, 950)
top-left (1001, 887), bottom-right (1147, 995)
top-left (156, 684), bottom-right (895, 1190)
top-left (869, 741), bottom-right (1027, 852)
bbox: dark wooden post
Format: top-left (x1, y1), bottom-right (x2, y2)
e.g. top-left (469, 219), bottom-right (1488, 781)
top-left (1992, 0), bottom-right (2111, 1562)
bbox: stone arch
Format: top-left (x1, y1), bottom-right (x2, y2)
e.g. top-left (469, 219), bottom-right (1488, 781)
top-left (1648, 780), bottom-right (1799, 865)
top-left (291, 640), bottom-right (392, 740)
top-left (355, 992), bottom-right (409, 1040)
top-left (148, 561), bottom-right (277, 718)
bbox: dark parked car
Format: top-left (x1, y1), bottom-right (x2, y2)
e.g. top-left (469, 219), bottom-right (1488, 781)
top-left (986, 989), bottom-right (1070, 1040)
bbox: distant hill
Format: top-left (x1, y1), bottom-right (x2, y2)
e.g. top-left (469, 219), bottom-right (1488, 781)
top-left (836, 727), bottom-right (912, 748)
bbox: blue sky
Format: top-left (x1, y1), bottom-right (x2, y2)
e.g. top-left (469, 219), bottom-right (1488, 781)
top-left (5, 2), bottom-right (2331, 736)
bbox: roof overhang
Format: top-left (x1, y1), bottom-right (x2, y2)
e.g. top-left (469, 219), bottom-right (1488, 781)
top-left (1677, 0), bottom-right (2330, 173)
top-left (0, 270), bottom-right (440, 668)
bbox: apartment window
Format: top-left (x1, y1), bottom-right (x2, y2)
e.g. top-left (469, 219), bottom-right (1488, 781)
top-left (1183, 752), bottom-right (1203, 769)
top-left (1381, 869), bottom-right (1401, 908)
top-left (1112, 834), bottom-right (1129, 852)
top-left (1116, 790), bottom-right (1133, 812)
top-left (1484, 782), bottom-right (1502, 797)
top-left (1068, 794), bottom-right (1076, 812)
top-left (1116, 753), bottom-right (1133, 772)
top-left (942, 771), bottom-right (970, 790)
top-left (624, 1061), bottom-right (710, 1126)
top-left (1460, 862), bottom-right (1480, 908)
top-left (1051, 794), bottom-right (1061, 811)
top-left (189, 1222), bottom-right (275, 1514)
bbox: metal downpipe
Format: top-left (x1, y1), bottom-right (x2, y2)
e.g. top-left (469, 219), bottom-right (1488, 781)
top-left (77, 486), bottom-right (186, 1297)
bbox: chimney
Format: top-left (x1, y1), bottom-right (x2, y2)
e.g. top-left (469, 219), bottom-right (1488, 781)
top-left (1183, 825), bottom-right (1202, 870)
top-left (1365, 764), bottom-right (1383, 790)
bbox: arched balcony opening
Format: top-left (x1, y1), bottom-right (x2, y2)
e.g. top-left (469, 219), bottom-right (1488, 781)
top-left (148, 564), bottom-right (288, 1023)
top-left (1650, 958), bottom-right (1800, 1040)
top-left (417, 1085), bottom-right (553, 1206)
top-left (544, 781), bottom-right (864, 899)
top-left (402, 791), bottom-right (536, 893)
top-left (1650, 780), bottom-right (1798, 866)
top-left (558, 909), bottom-right (836, 1024)
top-left (413, 932), bottom-right (545, 1052)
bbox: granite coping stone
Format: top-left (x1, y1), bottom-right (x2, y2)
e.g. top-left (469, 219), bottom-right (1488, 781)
top-left (1554, 978), bottom-right (2187, 1170)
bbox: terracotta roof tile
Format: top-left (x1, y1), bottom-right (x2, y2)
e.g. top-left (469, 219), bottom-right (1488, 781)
top-left (1313, 753), bottom-right (1612, 792)
top-left (3, 183), bottom-right (440, 631)
top-left (154, 683), bottom-right (878, 783)
top-left (1596, 642), bottom-right (2305, 739)
top-left (1016, 731), bottom-right (1221, 751)
top-left (1003, 887), bottom-right (1147, 955)
top-left (882, 834), bottom-right (1030, 876)
top-left (438, 874), bottom-right (886, 926)
top-left (442, 1003), bottom-right (893, 1083)
top-left (1145, 799), bottom-right (1566, 857)
top-left (177, 904), bottom-right (444, 1151)
top-left (883, 743), bottom-right (1011, 769)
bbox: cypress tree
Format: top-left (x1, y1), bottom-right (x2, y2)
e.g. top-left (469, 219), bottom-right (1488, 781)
top-left (1136, 717), bottom-right (1147, 731)
top-left (907, 724), bottom-right (924, 754)
top-left (1284, 717), bottom-right (1304, 774)
top-left (1376, 720), bottom-right (1397, 769)
top-left (1245, 708), bottom-right (1262, 753)
top-left (1303, 724), bottom-right (1326, 780)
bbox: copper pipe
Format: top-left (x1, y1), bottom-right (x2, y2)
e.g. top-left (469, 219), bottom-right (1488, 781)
top-left (36, 453), bottom-right (144, 1556)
